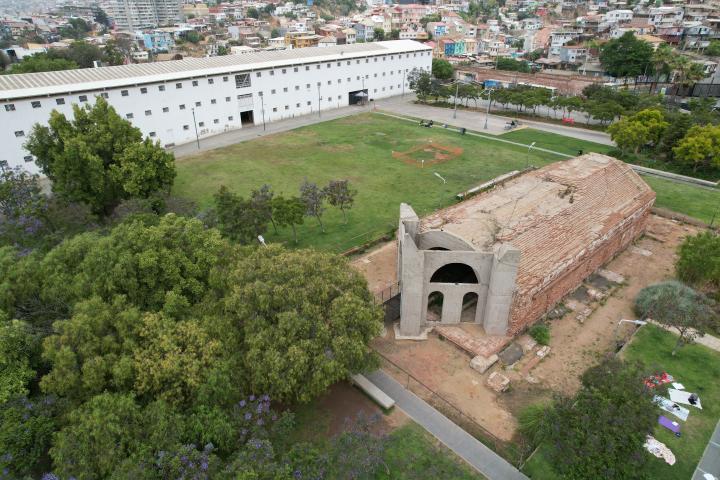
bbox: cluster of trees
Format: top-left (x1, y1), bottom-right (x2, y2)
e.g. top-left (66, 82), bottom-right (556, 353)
top-left (209, 179), bottom-right (356, 244)
top-left (0, 213), bottom-right (383, 478)
top-left (5, 39), bottom-right (130, 74)
top-left (607, 100), bottom-right (720, 174)
top-left (522, 359), bottom-right (657, 478)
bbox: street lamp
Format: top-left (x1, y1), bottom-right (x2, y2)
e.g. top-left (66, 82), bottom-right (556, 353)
top-left (526, 141), bottom-right (536, 169)
top-left (317, 84), bottom-right (321, 118)
top-left (259, 92), bottom-right (266, 131)
top-left (483, 87), bottom-right (494, 130)
top-left (191, 107), bottom-right (200, 149)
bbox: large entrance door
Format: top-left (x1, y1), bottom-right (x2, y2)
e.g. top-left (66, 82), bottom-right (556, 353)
top-left (348, 89), bottom-right (368, 105)
top-left (240, 110), bottom-right (254, 126)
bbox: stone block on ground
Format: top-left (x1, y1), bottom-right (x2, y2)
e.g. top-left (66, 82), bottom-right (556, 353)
top-left (470, 354), bottom-right (498, 374)
top-left (597, 269), bottom-right (625, 284)
top-left (586, 287), bottom-right (606, 301)
top-left (630, 245), bottom-right (653, 257)
top-left (536, 346), bottom-right (551, 358)
top-left (564, 299), bottom-right (585, 311)
top-left (498, 342), bottom-right (524, 366)
top-left (517, 335), bottom-right (537, 354)
top-left (487, 372), bottom-right (510, 393)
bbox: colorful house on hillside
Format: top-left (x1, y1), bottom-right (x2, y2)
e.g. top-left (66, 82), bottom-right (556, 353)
top-left (439, 37), bottom-right (466, 57)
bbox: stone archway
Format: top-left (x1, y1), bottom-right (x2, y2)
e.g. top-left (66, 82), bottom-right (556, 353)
top-left (461, 291), bottom-right (479, 322)
top-left (426, 291), bottom-right (443, 322)
top-left (430, 263), bottom-right (479, 284)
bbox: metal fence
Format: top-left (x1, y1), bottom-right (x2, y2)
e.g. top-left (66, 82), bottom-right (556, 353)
top-left (374, 349), bottom-right (529, 466)
top-left (373, 282), bottom-right (400, 305)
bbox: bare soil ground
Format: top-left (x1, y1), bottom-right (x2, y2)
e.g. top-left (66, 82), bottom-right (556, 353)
top-left (362, 215), bottom-right (699, 441)
top-left (351, 241), bottom-right (398, 294)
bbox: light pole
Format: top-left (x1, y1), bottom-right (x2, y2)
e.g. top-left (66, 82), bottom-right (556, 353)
top-left (259, 92), bottom-right (266, 131)
top-left (191, 107), bottom-right (200, 149)
top-left (453, 81), bottom-right (460, 119)
top-left (317, 83), bottom-right (321, 118)
top-left (526, 141), bottom-right (536, 169)
top-left (483, 87), bottom-right (494, 130)
top-left (402, 68), bottom-right (406, 97)
top-left (613, 319), bottom-right (648, 348)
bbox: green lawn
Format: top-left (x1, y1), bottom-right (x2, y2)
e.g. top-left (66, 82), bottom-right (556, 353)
top-left (174, 115), bottom-right (720, 252)
top-left (174, 113), bottom-right (560, 252)
top-left (500, 128), bottom-right (615, 157)
top-left (643, 176), bottom-right (720, 224)
top-left (523, 325), bottom-right (720, 480)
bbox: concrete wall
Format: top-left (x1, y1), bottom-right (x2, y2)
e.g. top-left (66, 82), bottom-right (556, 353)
top-left (398, 203), bottom-right (520, 337)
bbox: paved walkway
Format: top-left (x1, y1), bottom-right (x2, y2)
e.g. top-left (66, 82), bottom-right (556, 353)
top-left (693, 420), bottom-right (720, 480)
top-left (366, 370), bottom-right (528, 480)
top-left (648, 321), bottom-right (720, 353)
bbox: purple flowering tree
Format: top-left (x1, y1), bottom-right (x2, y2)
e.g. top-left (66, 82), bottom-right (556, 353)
top-left (0, 161), bottom-right (48, 248)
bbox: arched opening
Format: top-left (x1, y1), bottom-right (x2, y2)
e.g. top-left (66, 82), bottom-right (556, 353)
top-left (430, 263), bottom-right (478, 284)
top-left (461, 292), bottom-right (479, 322)
top-left (427, 291), bottom-right (443, 322)
top-left (429, 247), bottom-right (449, 251)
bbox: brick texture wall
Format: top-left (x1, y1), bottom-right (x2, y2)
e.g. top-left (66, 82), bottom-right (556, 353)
top-left (507, 200), bottom-right (654, 335)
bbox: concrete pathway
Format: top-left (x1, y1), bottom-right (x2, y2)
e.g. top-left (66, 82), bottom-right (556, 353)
top-left (693, 420), bottom-right (720, 480)
top-left (648, 321), bottom-right (720, 353)
top-left (366, 370), bottom-right (528, 480)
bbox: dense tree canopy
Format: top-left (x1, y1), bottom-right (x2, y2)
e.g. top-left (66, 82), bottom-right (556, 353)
top-left (607, 109), bottom-right (669, 154)
top-left (600, 32), bottom-right (653, 79)
top-left (0, 213), bottom-right (383, 477)
top-left (431, 58), bottom-right (454, 80)
top-left (677, 232), bottom-right (720, 294)
top-left (26, 97), bottom-right (176, 215)
top-left (543, 359), bottom-right (656, 479)
top-left (673, 124), bottom-right (720, 172)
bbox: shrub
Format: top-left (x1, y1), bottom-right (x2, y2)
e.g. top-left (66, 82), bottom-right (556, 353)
top-left (518, 403), bottom-right (548, 446)
top-left (677, 231), bottom-right (720, 294)
top-left (529, 324), bottom-right (550, 345)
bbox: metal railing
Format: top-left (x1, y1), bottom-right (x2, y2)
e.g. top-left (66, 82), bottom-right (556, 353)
top-left (373, 349), bottom-right (529, 466)
top-left (373, 282), bottom-right (400, 305)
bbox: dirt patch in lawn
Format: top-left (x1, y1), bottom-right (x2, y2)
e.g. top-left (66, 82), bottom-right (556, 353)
top-left (392, 143), bottom-right (463, 168)
top-left (351, 241), bottom-right (398, 295)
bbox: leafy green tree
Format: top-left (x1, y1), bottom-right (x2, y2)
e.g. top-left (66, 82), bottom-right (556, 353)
top-left (185, 30), bottom-right (201, 43)
top-left (59, 18), bottom-right (91, 40)
top-left (271, 195), bottom-right (305, 244)
top-left (7, 53), bottom-right (78, 73)
top-left (225, 246), bottom-right (382, 402)
top-left (65, 41), bottom-right (104, 68)
top-left (607, 109), bottom-right (669, 154)
top-left (660, 109), bottom-right (692, 158)
top-left (373, 28), bottom-right (385, 41)
top-left (677, 232), bottom-right (720, 293)
top-left (543, 358), bottom-right (656, 478)
top-left (599, 32), bottom-right (653, 80)
top-left (246, 7), bottom-right (259, 18)
top-left (706, 40), bottom-right (720, 56)
top-left (25, 97), bottom-right (176, 215)
top-left (408, 68), bottom-right (433, 101)
top-left (496, 57), bottom-right (531, 73)
top-left (0, 395), bottom-right (59, 478)
top-left (323, 179), bottom-right (356, 224)
top-left (419, 13), bottom-right (441, 26)
top-left (0, 314), bottom-right (38, 402)
top-left (635, 281), bottom-right (718, 354)
top-left (0, 161), bottom-right (49, 248)
top-left (390, 28), bottom-right (400, 40)
top-left (299, 180), bottom-right (326, 233)
top-left (93, 7), bottom-right (111, 27)
top-left (673, 124), bottom-right (720, 172)
top-left (213, 186), bottom-right (268, 244)
top-left (431, 58), bottom-right (453, 79)
top-left (585, 99), bottom-right (624, 126)
top-left (103, 39), bottom-right (129, 65)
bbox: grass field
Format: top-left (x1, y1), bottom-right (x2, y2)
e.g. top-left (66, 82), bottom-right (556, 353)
top-left (500, 128), bottom-right (615, 157)
top-left (174, 113), bottom-right (561, 252)
top-left (523, 325), bottom-right (720, 480)
top-left (174, 114), bottom-right (720, 252)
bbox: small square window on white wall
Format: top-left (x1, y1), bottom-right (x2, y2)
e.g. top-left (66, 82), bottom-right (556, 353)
top-left (199, 122), bottom-right (205, 127)
top-left (176, 83), bottom-right (182, 89)
top-left (145, 110), bottom-right (152, 116)
top-left (162, 107), bottom-right (169, 113)
top-left (256, 72), bottom-right (261, 77)
top-left (100, 92), bottom-right (108, 99)
top-left (14, 130), bottom-right (24, 137)
top-left (228, 116), bottom-right (233, 121)
top-left (4, 104), bottom-right (15, 111)
top-left (159, 85), bottom-right (166, 91)
top-left (121, 90), bottom-right (129, 96)
top-left (149, 131), bottom-right (156, 137)
top-left (126, 113), bottom-right (134, 119)
top-left (296, 103), bottom-right (300, 108)
top-left (213, 119), bottom-right (219, 124)
top-left (192, 80), bottom-right (198, 87)
top-left (79, 95), bottom-right (88, 102)
top-left (195, 101), bottom-right (201, 107)
top-left (31, 101), bottom-right (41, 108)
top-left (294, 67), bottom-right (298, 72)
top-left (211, 99), bottom-right (217, 104)
top-left (285, 105), bottom-right (289, 110)
top-left (179, 104), bottom-right (186, 110)
top-left (307, 101), bottom-right (311, 105)
top-left (183, 125), bottom-right (189, 130)
top-left (272, 107), bottom-right (277, 112)
top-left (140, 87), bottom-right (147, 94)
top-left (208, 78), bottom-right (214, 84)
top-left (24, 156), bottom-right (33, 163)
top-left (56, 98), bottom-right (65, 105)
top-left (226, 97), bottom-right (231, 102)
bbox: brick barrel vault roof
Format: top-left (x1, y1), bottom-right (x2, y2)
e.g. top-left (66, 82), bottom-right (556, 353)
top-left (419, 153), bottom-right (656, 299)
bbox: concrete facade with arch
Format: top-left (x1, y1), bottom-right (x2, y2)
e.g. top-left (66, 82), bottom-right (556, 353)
top-left (397, 203), bottom-right (520, 337)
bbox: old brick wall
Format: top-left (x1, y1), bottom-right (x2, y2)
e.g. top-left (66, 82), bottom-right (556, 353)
top-left (456, 67), bottom-right (607, 96)
top-left (507, 200), bottom-right (654, 335)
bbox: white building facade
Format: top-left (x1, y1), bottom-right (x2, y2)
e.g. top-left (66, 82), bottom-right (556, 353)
top-left (0, 41), bottom-right (432, 172)
top-left (101, 0), bottom-right (182, 30)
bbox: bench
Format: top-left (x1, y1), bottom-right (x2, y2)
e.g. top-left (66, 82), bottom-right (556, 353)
top-left (351, 374), bottom-right (395, 410)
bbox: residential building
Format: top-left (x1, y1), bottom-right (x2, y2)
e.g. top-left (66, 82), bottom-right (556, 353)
top-left (101, 0), bottom-right (182, 30)
top-left (0, 40), bottom-right (432, 171)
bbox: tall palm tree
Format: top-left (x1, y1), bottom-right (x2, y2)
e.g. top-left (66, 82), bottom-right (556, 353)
top-left (671, 55), bottom-right (707, 101)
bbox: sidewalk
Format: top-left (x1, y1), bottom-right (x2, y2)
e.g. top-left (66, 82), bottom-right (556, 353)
top-left (366, 370), bottom-right (528, 480)
top-left (693, 420), bottom-right (720, 480)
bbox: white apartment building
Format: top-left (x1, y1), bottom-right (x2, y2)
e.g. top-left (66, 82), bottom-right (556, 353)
top-left (0, 41), bottom-right (432, 172)
top-left (605, 9), bottom-right (633, 23)
top-left (101, 0), bottom-right (181, 30)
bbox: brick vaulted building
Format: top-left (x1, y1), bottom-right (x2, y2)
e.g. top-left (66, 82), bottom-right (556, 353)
top-left (397, 154), bottom-right (656, 338)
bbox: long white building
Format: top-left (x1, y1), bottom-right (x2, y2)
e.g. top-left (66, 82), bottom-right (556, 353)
top-left (0, 40), bottom-right (432, 172)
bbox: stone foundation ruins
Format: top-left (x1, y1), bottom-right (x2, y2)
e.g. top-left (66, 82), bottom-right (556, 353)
top-left (397, 154), bottom-right (656, 338)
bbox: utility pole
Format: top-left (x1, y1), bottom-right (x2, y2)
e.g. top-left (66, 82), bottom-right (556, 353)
top-left (402, 68), bottom-right (406, 97)
top-left (191, 107), bottom-right (200, 149)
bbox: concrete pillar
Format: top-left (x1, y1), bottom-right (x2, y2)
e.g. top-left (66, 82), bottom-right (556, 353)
top-left (399, 233), bottom-right (425, 336)
top-left (483, 243), bottom-right (520, 336)
top-left (441, 288), bottom-right (465, 324)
